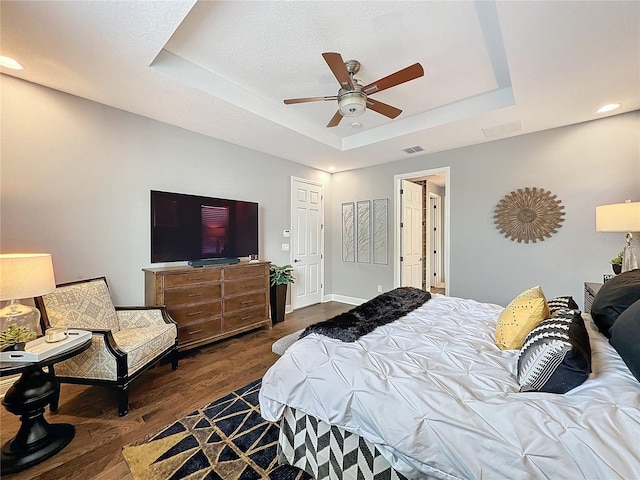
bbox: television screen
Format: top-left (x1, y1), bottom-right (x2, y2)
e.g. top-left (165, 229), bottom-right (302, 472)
top-left (151, 190), bottom-right (258, 263)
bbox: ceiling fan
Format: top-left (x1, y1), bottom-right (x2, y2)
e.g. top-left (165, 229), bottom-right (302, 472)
top-left (284, 52), bottom-right (424, 128)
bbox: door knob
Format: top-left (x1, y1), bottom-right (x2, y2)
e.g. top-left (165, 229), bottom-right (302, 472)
top-left (294, 259), bottom-right (301, 263)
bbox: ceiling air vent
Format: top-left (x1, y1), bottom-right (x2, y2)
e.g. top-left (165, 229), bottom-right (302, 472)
top-left (482, 120), bottom-right (523, 139)
top-left (402, 145), bottom-right (424, 154)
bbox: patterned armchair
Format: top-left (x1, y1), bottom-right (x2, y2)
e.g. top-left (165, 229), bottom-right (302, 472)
top-left (36, 277), bottom-right (178, 416)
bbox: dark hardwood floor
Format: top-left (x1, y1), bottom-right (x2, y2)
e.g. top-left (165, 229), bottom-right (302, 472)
top-left (0, 301), bottom-right (352, 480)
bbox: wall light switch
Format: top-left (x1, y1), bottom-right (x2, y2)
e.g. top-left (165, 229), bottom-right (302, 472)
top-left (377, 285), bottom-right (383, 293)
top-left (282, 243), bottom-right (290, 251)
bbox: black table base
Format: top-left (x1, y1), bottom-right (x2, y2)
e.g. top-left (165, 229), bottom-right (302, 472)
top-left (1, 367), bottom-right (75, 474)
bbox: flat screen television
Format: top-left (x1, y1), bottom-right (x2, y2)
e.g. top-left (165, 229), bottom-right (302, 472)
top-left (151, 190), bottom-right (258, 264)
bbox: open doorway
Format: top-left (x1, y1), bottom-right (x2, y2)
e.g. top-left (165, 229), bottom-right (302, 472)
top-left (394, 167), bottom-right (449, 294)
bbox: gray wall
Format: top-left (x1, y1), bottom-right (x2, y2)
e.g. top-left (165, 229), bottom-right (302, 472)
top-left (1, 75), bottom-right (330, 305)
top-left (330, 111), bottom-right (640, 308)
top-left (3, 73), bottom-right (638, 310)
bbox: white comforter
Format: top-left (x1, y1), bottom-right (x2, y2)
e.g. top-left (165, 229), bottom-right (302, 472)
top-left (259, 294), bottom-right (640, 479)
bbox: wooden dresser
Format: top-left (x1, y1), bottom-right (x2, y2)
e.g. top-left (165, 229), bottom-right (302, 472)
top-left (143, 261), bottom-right (271, 351)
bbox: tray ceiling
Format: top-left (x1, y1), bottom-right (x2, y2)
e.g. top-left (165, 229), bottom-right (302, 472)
top-left (1, 1), bottom-right (638, 172)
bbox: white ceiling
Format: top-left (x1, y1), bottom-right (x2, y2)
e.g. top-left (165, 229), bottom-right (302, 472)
top-left (1, 1), bottom-right (638, 173)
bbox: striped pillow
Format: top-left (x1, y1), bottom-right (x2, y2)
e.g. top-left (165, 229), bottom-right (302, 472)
top-left (547, 296), bottom-right (579, 316)
top-left (517, 309), bottom-right (591, 393)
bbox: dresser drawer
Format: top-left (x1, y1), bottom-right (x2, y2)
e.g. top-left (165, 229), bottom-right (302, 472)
top-left (168, 301), bottom-right (221, 325)
top-left (224, 306), bottom-right (267, 332)
top-left (163, 269), bottom-right (221, 288)
top-left (164, 283), bottom-right (222, 305)
top-left (224, 291), bottom-right (267, 313)
top-left (177, 318), bottom-right (222, 344)
top-left (224, 264), bottom-right (266, 281)
top-left (224, 276), bottom-right (266, 296)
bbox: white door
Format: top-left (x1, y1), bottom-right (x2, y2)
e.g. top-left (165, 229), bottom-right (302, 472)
top-left (401, 180), bottom-right (423, 289)
top-left (291, 178), bottom-right (323, 309)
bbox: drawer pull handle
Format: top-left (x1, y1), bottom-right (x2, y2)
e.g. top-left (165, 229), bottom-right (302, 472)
top-left (241, 300), bottom-right (253, 305)
top-left (188, 293), bottom-right (204, 297)
top-left (188, 311), bottom-right (204, 316)
top-left (188, 277), bottom-right (205, 281)
top-left (187, 329), bottom-right (204, 335)
top-left (242, 316), bottom-right (252, 321)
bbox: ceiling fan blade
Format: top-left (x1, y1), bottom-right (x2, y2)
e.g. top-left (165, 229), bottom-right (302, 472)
top-left (284, 96), bottom-right (337, 105)
top-left (322, 52), bottom-right (354, 90)
top-left (327, 110), bottom-right (343, 128)
top-left (363, 63), bottom-right (424, 95)
top-left (367, 98), bottom-right (402, 119)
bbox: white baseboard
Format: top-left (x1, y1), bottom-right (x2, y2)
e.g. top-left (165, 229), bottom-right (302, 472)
top-left (323, 294), bottom-right (366, 306)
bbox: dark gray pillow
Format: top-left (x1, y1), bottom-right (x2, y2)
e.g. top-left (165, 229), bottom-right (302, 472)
top-left (609, 299), bottom-right (640, 383)
top-left (518, 309), bottom-right (591, 393)
top-left (591, 269), bottom-right (640, 337)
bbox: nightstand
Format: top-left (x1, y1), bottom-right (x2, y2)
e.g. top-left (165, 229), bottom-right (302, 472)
top-left (584, 282), bottom-right (603, 314)
top-left (1, 337), bottom-right (91, 474)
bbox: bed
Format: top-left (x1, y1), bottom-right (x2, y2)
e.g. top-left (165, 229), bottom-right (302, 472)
top-left (259, 289), bottom-right (640, 480)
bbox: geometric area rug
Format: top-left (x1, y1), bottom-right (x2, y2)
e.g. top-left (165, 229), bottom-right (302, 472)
top-left (122, 379), bottom-right (311, 480)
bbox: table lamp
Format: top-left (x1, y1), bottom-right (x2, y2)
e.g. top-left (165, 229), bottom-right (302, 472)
top-left (596, 201), bottom-right (640, 273)
top-left (0, 253), bottom-right (56, 350)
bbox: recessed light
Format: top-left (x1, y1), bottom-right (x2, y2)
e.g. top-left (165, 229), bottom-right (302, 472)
top-left (351, 122), bottom-right (362, 129)
top-left (0, 56), bottom-right (24, 70)
top-left (597, 103), bottom-right (620, 113)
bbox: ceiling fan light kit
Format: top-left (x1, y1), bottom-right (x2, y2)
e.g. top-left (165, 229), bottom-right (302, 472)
top-left (339, 91), bottom-right (367, 117)
top-left (284, 52), bottom-right (424, 127)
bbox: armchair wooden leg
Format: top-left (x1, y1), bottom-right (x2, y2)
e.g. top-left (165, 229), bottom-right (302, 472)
top-left (117, 387), bottom-right (129, 417)
top-left (48, 367), bottom-right (60, 413)
top-left (50, 386), bottom-right (60, 413)
top-left (171, 349), bottom-right (179, 371)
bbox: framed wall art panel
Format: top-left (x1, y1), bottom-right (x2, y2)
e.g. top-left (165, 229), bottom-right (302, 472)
top-left (342, 202), bottom-right (355, 262)
top-left (373, 198), bottom-right (388, 264)
top-left (357, 200), bottom-right (371, 263)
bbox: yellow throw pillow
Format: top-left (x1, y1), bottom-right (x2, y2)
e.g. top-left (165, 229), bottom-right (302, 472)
top-left (496, 286), bottom-right (549, 350)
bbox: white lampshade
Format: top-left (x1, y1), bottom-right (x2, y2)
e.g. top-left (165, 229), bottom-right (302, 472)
top-left (0, 254), bottom-right (56, 347)
top-left (596, 202), bottom-right (640, 232)
top-left (0, 253), bottom-right (56, 301)
top-left (596, 201), bottom-right (640, 273)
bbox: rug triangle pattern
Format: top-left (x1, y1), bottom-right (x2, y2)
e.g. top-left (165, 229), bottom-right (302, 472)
top-left (122, 379), bottom-right (311, 480)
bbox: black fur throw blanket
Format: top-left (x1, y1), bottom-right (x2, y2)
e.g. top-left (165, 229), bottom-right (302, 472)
top-left (300, 287), bottom-right (431, 342)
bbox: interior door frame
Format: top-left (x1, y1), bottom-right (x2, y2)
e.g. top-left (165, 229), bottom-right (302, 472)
top-left (429, 192), bottom-right (443, 287)
top-left (290, 176), bottom-right (325, 310)
top-left (394, 167), bottom-right (450, 291)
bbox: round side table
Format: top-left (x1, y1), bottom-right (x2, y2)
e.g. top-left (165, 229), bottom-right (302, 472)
top-left (0, 337), bottom-right (91, 475)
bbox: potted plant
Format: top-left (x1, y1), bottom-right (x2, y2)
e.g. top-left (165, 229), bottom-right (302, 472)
top-left (269, 264), bottom-right (294, 324)
top-left (0, 324), bottom-right (37, 352)
top-left (611, 251), bottom-right (623, 275)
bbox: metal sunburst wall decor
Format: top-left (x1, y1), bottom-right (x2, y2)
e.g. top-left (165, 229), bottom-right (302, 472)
top-left (494, 187), bottom-right (565, 243)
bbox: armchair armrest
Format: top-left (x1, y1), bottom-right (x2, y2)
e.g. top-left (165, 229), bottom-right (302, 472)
top-left (54, 328), bottom-right (128, 380)
top-left (115, 306), bottom-right (177, 330)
